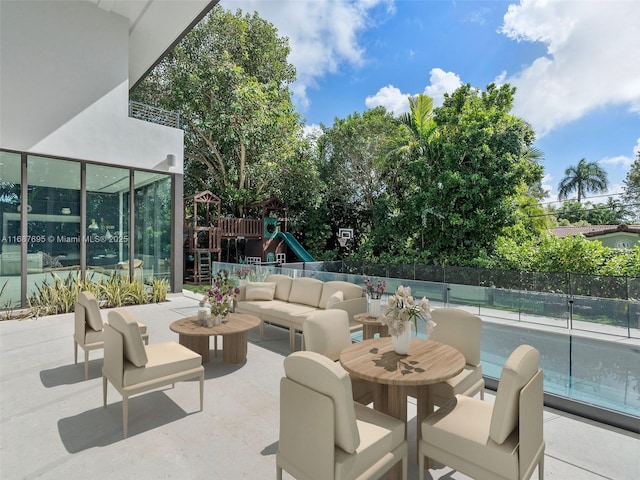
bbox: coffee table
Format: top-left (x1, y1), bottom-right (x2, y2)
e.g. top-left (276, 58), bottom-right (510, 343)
top-left (170, 313), bottom-right (261, 364)
top-left (353, 312), bottom-right (389, 340)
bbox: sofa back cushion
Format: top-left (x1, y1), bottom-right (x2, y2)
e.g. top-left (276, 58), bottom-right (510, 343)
top-left (245, 282), bottom-right (276, 301)
top-left (319, 281), bottom-right (363, 309)
top-left (266, 274), bottom-right (293, 301)
top-left (288, 277), bottom-right (324, 307)
top-left (107, 309), bottom-right (148, 367)
top-left (77, 291), bottom-right (104, 332)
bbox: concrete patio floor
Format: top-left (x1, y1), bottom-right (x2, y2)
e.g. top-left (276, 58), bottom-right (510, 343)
top-left (1, 293), bottom-right (638, 479)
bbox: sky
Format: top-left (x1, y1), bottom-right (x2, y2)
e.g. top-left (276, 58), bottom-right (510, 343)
top-left (225, 0), bottom-right (640, 206)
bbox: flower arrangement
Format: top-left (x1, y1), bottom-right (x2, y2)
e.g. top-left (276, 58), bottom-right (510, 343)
top-left (234, 266), bottom-right (252, 280)
top-left (202, 270), bottom-right (240, 317)
top-left (364, 278), bottom-right (387, 299)
top-left (380, 285), bottom-right (435, 336)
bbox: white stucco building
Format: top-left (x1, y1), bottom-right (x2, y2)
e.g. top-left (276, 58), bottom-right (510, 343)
top-left (0, 0), bottom-right (217, 307)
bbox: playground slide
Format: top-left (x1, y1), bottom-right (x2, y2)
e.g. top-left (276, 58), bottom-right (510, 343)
top-left (276, 232), bottom-right (315, 262)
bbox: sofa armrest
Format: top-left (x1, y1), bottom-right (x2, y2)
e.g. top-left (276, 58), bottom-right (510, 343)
top-left (326, 297), bottom-right (367, 322)
top-left (236, 285), bottom-right (247, 301)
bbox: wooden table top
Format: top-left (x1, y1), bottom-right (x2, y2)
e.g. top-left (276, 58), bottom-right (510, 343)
top-left (339, 337), bottom-right (465, 386)
top-left (170, 313), bottom-right (261, 337)
top-left (353, 312), bottom-right (383, 325)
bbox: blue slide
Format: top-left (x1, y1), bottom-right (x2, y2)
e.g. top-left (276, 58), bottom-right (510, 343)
top-left (276, 232), bottom-right (315, 262)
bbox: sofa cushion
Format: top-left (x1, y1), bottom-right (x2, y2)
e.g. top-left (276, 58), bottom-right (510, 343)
top-left (288, 277), bottom-right (324, 307)
top-left (245, 282), bottom-right (276, 301)
top-left (326, 291), bottom-right (344, 309)
top-left (107, 309), bottom-right (148, 367)
top-left (77, 291), bottom-right (104, 331)
top-left (122, 341), bottom-right (202, 387)
top-left (261, 302), bottom-right (318, 325)
top-left (319, 281), bottom-right (364, 308)
top-left (266, 274), bottom-right (293, 301)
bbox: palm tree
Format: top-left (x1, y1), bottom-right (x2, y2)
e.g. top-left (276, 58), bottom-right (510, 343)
top-left (557, 158), bottom-right (609, 202)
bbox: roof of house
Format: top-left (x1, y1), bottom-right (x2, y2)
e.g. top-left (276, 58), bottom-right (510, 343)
top-left (550, 224), bottom-right (640, 238)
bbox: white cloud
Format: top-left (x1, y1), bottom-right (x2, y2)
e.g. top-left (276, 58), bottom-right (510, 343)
top-left (501, 0), bottom-right (640, 136)
top-left (364, 67), bottom-right (462, 116)
top-left (225, 0), bottom-right (395, 111)
top-left (364, 85), bottom-right (410, 115)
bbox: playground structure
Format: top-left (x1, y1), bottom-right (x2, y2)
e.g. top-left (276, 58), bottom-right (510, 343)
top-left (183, 191), bottom-right (314, 284)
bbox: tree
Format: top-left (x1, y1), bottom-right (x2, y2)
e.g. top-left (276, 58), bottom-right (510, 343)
top-left (557, 158), bottom-right (609, 202)
top-left (407, 83), bottom-right (543, 262)
top-left (132, 6), bottom-right (315, 216)
top-left (622, 150), bottom-right (640, 222)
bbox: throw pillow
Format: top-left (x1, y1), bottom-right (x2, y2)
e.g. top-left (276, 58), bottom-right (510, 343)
top-left (326, 290), bottom-right (344, 309)
top-left (245, 282), bottom-right (276, 301)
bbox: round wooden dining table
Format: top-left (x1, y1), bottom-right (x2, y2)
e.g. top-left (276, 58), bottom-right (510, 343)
top-left (340, 337), bottom-right (465, 479)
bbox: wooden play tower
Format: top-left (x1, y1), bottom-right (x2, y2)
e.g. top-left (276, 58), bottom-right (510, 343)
top-left (184, 192), bottom-right (292, 284)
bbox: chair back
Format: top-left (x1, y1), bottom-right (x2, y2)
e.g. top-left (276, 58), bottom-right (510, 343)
top-left (107, 309), bottom-right (148, 367)
top-left (77, 291), bottom-right (104, 332)
top-left (283, 351), bottom-right (360, 453)
top-left (303, 310), bottom-right (351, 362)
top-left (430, 308), bottom-right (481, 366)
top-left (489, 345), bottom-right (540, 444)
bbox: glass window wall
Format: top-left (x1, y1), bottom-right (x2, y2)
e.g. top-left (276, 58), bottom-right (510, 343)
top-left (134, 171), bottom-right (172, 286)
top-left (0, 152), bottom-right (23, 308)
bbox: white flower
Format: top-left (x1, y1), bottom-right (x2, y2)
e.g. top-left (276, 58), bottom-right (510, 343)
top-left (380, 287), bottom-right (433, 336)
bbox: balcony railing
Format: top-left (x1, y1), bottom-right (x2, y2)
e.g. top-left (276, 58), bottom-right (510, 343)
top-left (128, 101), bottom-right (180, 128)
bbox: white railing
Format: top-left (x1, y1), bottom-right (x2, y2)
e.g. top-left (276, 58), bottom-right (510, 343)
top-left (128, 101), bottom-right (180, 128)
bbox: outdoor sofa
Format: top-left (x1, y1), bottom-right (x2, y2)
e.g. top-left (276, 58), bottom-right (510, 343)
top-left (235, 274), bottom-right (366, 351)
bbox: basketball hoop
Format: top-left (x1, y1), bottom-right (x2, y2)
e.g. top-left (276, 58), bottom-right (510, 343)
top-left (338, 237), bottom-right (349, 248)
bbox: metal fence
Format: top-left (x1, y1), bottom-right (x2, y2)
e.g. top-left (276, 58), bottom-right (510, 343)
top-left (128, 101), bottom-right (180, 128)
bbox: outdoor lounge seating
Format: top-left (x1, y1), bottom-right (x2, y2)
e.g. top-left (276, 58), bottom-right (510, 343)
top-left (418, 344), bottom-right (544, 480)
top-left (74, 291), bottom-right (149, 380)
top-left (427, 307), bottom-right (485, 405)
top-left (102, 309), bottom-right (204, 438)
top-left (235, 274), bottom-right (366, 352)
top-left (303, 310), bottom-right (374, 405)
top-left (277, 351), bottom-right (408, 480)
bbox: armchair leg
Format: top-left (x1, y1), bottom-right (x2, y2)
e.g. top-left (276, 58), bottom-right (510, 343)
top-left (402, 455), bottom-right (408, 480)
top-left (123, 395), bottom-right (129, 439)
top-left (276, 465), bottom-right (282, 480)
top-left (74, 341), bottom-right (78, 364)
top-left (418, 451), bottom-right (425, 480)
top-left (102, 376), bottom-right (108, 407)
top-left (539, 458), bottom-right (544, 479)
top-left (84, 350), bottom-right (90, 380)
top-left (199, 373), bottom-right (204, 411)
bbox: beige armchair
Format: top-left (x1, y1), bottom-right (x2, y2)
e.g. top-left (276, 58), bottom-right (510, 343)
top-left (428, 307), bottom-right (485, 405)
top-left (74, 291), bottom-right (149, 380)
top-left (277, 351), bottom-right (408, 480)
top-left (102, 309), bottom-right (204, 438)
top-left (419, 345), bottom-right (544, 480)
top-left (303, 310), bottom-right (374, 405)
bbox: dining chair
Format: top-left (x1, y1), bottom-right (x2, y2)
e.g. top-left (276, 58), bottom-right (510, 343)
top-left (102, 309), bottom-right (204, 438)
top-left (418, 344), bottom-right (544, 480)
top-left (428, 307), bottom-right (484, 405)
top-left (277, 350), bottom-right (408, 480)
top-left (74, 291), bottom-right (148, 380)
top-left (303, 310), bottom-right (374, 405)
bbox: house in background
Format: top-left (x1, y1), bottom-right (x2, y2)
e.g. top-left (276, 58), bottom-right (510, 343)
top-left (0, 0), bottom-right (218, 308)
top-left (551, 224), bottom-right (640, 249)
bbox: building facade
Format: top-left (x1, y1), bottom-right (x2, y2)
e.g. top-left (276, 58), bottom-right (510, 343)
top-left (0, 0), bottom-right (216, 308)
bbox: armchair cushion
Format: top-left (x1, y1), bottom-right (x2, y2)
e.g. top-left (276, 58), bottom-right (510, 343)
top-left (122, 342), bottom-right (202, 387)
top-left (284, 351), bottom-right (360, 454)
top-left (108, 310), bottom-right (148, 367)
top-left (245, 282), bottom-right (276, 301)
top-left (489, 345), bottom-right (539, 444)
top-left (422, 395), bottom-right (519, 479)
top-left (77, 291), bottom-right (104, 332)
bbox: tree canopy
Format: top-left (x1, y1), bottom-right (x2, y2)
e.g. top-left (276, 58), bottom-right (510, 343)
top-left (557, 158), bottom-right (609, 202)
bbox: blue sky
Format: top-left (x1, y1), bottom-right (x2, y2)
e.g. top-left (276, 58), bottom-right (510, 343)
top-left (226, 0), bottom-right (640, 205)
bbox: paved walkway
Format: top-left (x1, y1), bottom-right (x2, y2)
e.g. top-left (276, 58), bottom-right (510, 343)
top-left (1, 294), bottom-right (638, 479)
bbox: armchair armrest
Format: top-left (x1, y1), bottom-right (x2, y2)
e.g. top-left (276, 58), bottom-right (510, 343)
top-left (328, 297), bottom-right (367, 322)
